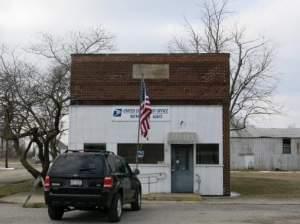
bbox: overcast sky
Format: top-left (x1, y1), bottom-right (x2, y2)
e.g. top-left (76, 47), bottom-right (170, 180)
top-left (1, 0), bottom-right (299, 128)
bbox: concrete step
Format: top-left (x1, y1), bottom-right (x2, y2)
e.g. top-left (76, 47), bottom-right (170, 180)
top-left (143, 193), bottom-right (202, 202)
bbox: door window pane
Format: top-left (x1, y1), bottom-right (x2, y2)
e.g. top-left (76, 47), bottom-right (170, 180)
top-left (174, 149), bottom-right (189, 170)
top-left (196, 144), bottom-right (219, 164)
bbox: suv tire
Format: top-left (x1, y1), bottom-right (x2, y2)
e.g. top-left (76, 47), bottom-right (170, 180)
top-left (108, 193), bottom-right (122, 222)
top-left (48, 205), bottom-right (64, 220)
top-left (131, 189), bottom-right (141, 211)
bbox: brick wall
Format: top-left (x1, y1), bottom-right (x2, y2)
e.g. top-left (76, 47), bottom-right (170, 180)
top-left (71, 54), bottom-right (229, 105)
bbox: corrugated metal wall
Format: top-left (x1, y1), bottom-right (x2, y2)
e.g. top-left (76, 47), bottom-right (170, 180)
top-left (231, 138), bottom-right (300, 170)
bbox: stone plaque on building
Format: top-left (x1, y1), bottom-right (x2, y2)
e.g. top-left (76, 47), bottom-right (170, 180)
top-left (132, 64), bottom-right (169, 79)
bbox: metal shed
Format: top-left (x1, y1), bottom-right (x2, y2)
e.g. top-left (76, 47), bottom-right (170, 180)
top-left (231, 127), bottom-right (300, 170)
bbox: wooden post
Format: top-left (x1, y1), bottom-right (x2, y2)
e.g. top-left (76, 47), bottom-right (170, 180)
top-left (5, 139), bottom-right (8, 168)
top-left (0, 137), bottom-right (3, 159)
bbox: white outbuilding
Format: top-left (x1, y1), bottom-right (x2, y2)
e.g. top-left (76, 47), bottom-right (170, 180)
top-left (231, 127), bottom-right (300, 170)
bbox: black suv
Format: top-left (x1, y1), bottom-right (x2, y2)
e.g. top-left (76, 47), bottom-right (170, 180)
top-left (44, 151), bottom-right (142, 222)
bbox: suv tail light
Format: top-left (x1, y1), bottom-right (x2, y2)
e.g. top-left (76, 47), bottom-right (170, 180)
top-left (44, 175), bottom-right (51, 191)
top-left (104, 176), bottom-right (114, 189)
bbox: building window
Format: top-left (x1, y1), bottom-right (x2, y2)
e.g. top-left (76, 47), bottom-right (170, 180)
top-left (196, 144), bottom-right (219, 164)
top-left (282, 138), bottom-right (291, 154)
top-left (84, 143), bottom-right (106, 152)
top-left (117, 144), bottom-right (164, 164)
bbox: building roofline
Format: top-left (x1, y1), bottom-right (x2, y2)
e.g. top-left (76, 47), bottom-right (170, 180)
top-left (71, 53), bottom-right (230, 57)
top-left (231, 136), bottom-right (300, 139)
top-left (231, 127), bottom-right (300, 138)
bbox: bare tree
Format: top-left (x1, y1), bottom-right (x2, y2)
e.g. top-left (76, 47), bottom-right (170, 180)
top-left (27, 26), bottom-right (115, 174)
top-left (0, 46), bottom-right (40, 175)
top-left (169, 0), bottom-right (278, 129)
top-left (29, 26), bottom-right (115, 71)
top-left (0, 26), bottom-right (115, 178)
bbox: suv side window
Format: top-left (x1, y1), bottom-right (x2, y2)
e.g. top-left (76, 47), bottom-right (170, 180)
top-left (115, 156), bottom-right (131, 175)
top-left (116, 157), bottom-right (125, 174)
top-left (107, 155), bottom-right (117, 173)
top-left (121, 158), bottom-right (131, 175)
top-left (122, 159), bottom-right (132, 175)
top-left (121, 159), bottom-right (131, 175)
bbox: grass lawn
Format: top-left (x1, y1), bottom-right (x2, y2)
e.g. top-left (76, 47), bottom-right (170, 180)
top-left (231, 171), bottom-right (300, 198)
top-left (1, 171), bottom-right (300, 200)
top-left (0, 180), bottom-right (33, 198)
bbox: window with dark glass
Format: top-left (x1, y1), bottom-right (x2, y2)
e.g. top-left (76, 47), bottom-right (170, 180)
top-left (196, 144), bottom-right (219, 164)
top-left (115, 157), bottom-right (126, 173)
top-left (49, 154), bottom-right (105, 177)
top-left (84, 143), bottom-right (106, 152)
top-left (282, 138), bottom-right (291, 154)
top-left (117, 144), bottom-right (164, 164)
top-left (107, 155), bottom-right (117, 172)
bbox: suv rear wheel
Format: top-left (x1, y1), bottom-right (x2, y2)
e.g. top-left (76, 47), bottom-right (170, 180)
top-left (108, 193), bottom-right (122, 222)
top-left (48, 205), bottom-right (64, 220)
top-left (131, 189), bottom-right (141, 211)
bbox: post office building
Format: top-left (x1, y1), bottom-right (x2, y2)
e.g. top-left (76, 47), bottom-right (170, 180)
top-left (69, 54), bottom-right (230, 196)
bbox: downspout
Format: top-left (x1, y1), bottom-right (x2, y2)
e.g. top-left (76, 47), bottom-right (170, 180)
top-left (195, 174), bottom-right (201, 194)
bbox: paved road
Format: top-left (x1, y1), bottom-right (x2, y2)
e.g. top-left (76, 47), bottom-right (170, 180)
top-left (1, 202), bottom-right (300, 224)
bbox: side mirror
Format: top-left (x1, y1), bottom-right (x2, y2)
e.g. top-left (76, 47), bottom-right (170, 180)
top-left (133, 169), bottom-right (140, 176)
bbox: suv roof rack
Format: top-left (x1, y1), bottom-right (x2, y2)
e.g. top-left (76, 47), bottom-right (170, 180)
top-left (64, 149), bottom-right (83, 153)
top-left (64, 149), bottom-right (115, 156)
top-left (103, 151), bottom-right (115, 156)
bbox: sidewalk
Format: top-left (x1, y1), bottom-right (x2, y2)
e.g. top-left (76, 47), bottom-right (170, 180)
top-left (0, 191), bottom-right (45, 207)
top-left (0, 169), bottom-right (33, 186)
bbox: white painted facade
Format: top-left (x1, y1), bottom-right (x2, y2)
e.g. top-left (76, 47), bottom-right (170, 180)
top-left (69, 105), bottom-right (224, 195)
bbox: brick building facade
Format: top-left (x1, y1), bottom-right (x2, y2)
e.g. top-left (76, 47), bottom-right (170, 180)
top-left (70, 53), bottom-right (230, 196)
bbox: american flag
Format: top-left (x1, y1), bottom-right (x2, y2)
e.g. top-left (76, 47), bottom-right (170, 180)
top-left (140, 79), bottom-right (152, 138)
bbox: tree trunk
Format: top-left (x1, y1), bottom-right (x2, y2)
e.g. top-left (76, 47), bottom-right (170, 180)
top-left (50, 139), bottom-right (58, 159)
top-left (13, 139), bottom-right (40, 179)
top-left (41, 142), bottom-right (50, 178)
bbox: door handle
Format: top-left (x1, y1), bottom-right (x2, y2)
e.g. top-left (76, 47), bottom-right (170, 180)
top-left (171, 168), bottom-right (175, 172)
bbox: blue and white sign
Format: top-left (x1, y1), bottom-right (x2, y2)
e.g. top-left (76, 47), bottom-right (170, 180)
top-left (112, 108), bottom-right (122, 117)
top-left (137, 150), bottom-right (144, 158)
top-left (112, 106), bottom-right (170, 121)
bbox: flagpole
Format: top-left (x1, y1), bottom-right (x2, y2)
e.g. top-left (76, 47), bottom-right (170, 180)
top-left (135, 105), bottom-right (141, 170)
top-left (135, 77), bottom-right (143, 170)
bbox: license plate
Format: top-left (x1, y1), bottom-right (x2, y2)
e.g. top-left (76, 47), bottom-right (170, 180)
top-left (70, 179), bottom-right (82, 186)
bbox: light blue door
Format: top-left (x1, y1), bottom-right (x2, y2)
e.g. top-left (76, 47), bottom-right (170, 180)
top-left (171, 144), bottom-right (194, 193)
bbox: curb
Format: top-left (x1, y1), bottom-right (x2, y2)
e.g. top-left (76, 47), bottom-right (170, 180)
top-left (142, 194), bottom-right (202, 202)
top-left (23, 202), bottom-right (46, 208)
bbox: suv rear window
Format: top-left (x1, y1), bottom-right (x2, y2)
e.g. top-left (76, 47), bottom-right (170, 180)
top-left (49, 153), bottom-right (106, 177)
